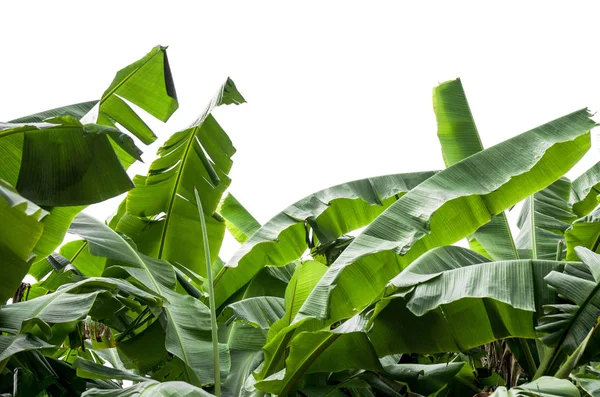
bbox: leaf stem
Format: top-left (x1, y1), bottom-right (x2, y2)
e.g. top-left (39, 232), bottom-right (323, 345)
top-left (518, 338), bottom-right (538, 377)
top-left (194, 186), bottom-right (221, 396)
top-left (555, 240), bottom-right (564, 261)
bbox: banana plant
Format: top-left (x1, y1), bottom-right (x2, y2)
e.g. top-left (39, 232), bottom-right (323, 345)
top-left (1, 50), bottom-right (600, 397)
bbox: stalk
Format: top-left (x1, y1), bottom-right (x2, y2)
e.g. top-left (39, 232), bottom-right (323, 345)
top-left (194, 186), bottom-right (221, 396)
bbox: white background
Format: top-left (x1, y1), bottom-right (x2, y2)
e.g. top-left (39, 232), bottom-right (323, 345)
top-left (1, 1), bottom-right (599, 259)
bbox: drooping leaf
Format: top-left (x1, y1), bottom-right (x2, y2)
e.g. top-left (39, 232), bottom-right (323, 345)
top-left (0, 278), bottom-right (118, 335)
top-left (572, 161), bottom-right (600, 217)
top-left (0, 118), bottom-right (133, 206)
top-left (298, 109), bottom-right (596, 324)
top-left (115, 77), bottom-right (245, 277)
top-left (382, 362), bottom-right (468, 396)
top-left (370, 246), bottom-right (563, 355)
top-left (73, 357), bottom-right (148, 382)
top-left (20, 46), bottom-right (179, 274)
top-left (516, 177), bottom-right (576, 260)
top-left (225, 297), bottom-right (285, 329)
top-left (219, 193), bottom-right (261, 243)
top-left (216, 171), bottom-right (436, 307)
top-left (0, 334), bottom-right (53, 362)
top-left (69, 213), bottom-right (229, 386)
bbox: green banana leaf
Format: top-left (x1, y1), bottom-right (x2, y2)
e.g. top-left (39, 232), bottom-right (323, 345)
top-left (94, 46), bottom-right (178, 145)
top-left (433, 78), bottom-right (483, 166)
top-left (82, 380), bottom-right (215, 396)
top-left (215, 171), bottom-right (436, 307)
top-left (572, 161), bottom-right (600, 217)
top-left (115, 77), bottom-right (245, 277)
top-left (554, 318), bottom-right (600, 378)
top-left (370, 246), bottom-right (563, 356)
top-left (18, 47), bottom-right (178, 273)
top-left (69, 213), bottom-right (229, 387)
top-left (223, 263), bottom-right (291, 353)
top-left (7, 351), bottom-right (88, 396)
top-left (516, 177), bottom-right (576, 260)
top-left (115, 319), bottom-right (169, 375)
top-left (255, 314), bottom-right (382, 396)
top-left (382, 362), bottom-right (469, 396)
top-left (489, 376), bottom-right (579, 396)
top-left (257, 261), bottom-right (327, 381)
top-left (0, 117), bottom-right (133, 206)
top-left (0, 334), bottom-right (53, 363)
top-left (219, 193), bottom-right (261, 243)
top-left (225, 297), bottom-right (285, 329)
top-left (222, 350), bottom-right (264, 397)
top-left (536, 247), bottom-right (600, 375)
top-left (433, 78), bottom-right (518, 261)
top-left (9, 100), bottom-right (99, 124)
top-left (573, 364), bottom-right (600, 397)
top-left (298, 109), bottom-right (596, 324)
top-left (0, 278), bottom-right (120, 335)
top-left (565, 206), bottom-right (600, 260)
top-left (72, 357), bottom-right (148, 382)
top-left (0, 180), bottom-right (47, 303)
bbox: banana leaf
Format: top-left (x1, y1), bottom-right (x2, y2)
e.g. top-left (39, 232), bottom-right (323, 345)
top-left (516, 177), bottom-right (576, 260)
top-left (92, 46), bottom-right (178, 145)
top-left (20, 47), bottom-right (179, 272)
top-left (489, 376), bottom-right (579, 397)
top-left (225, 297), bottom-right (285, 330)
top-left (72, 357), bottom-right (148, 382)
top-left (565, 206), bottom-right (600, 260)
top-left (370, 246), bottom-right (564, 356)
top-left (0, 118), bottom-right (133, 206)
top-left (433, 78), bottom-right (518, 261)
top-left (255, 314), bottom-right (381, 396)
top-left (216, 171), bottom-right (436, 307)
top-left (219, 193), bottom-right (261, 243)
top-left (69, 214), bottom-right (229, 387)
top-left (536, 247), bottom-right (600, 376)
top-left (572, 161), bottom-right (600, 217)
top-left (0, 180), bottom-right (47, 303)
top-left (82, 380), bottom-right (214, 396)
top-left (9, 101), bottom-right (99, 124)
top-left (572, 364), bottom-right (600, 397)
top-left (115, 77), bottom-right (245, 277)
top-left (256, 261), bottom-right (328, 382)
top-left (298, 109), bottom-right (596, 324)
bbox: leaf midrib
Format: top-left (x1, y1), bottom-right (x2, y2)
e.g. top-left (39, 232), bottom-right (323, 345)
top-left (157, 125), bottom-right (200, 259)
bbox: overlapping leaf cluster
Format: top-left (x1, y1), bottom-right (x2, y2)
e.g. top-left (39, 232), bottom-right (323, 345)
top-left (1, 50), bottom-right (600, 397)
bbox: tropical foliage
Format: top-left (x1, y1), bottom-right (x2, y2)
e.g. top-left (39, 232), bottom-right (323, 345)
top-left (1, 47), bottom-right (600, 397)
